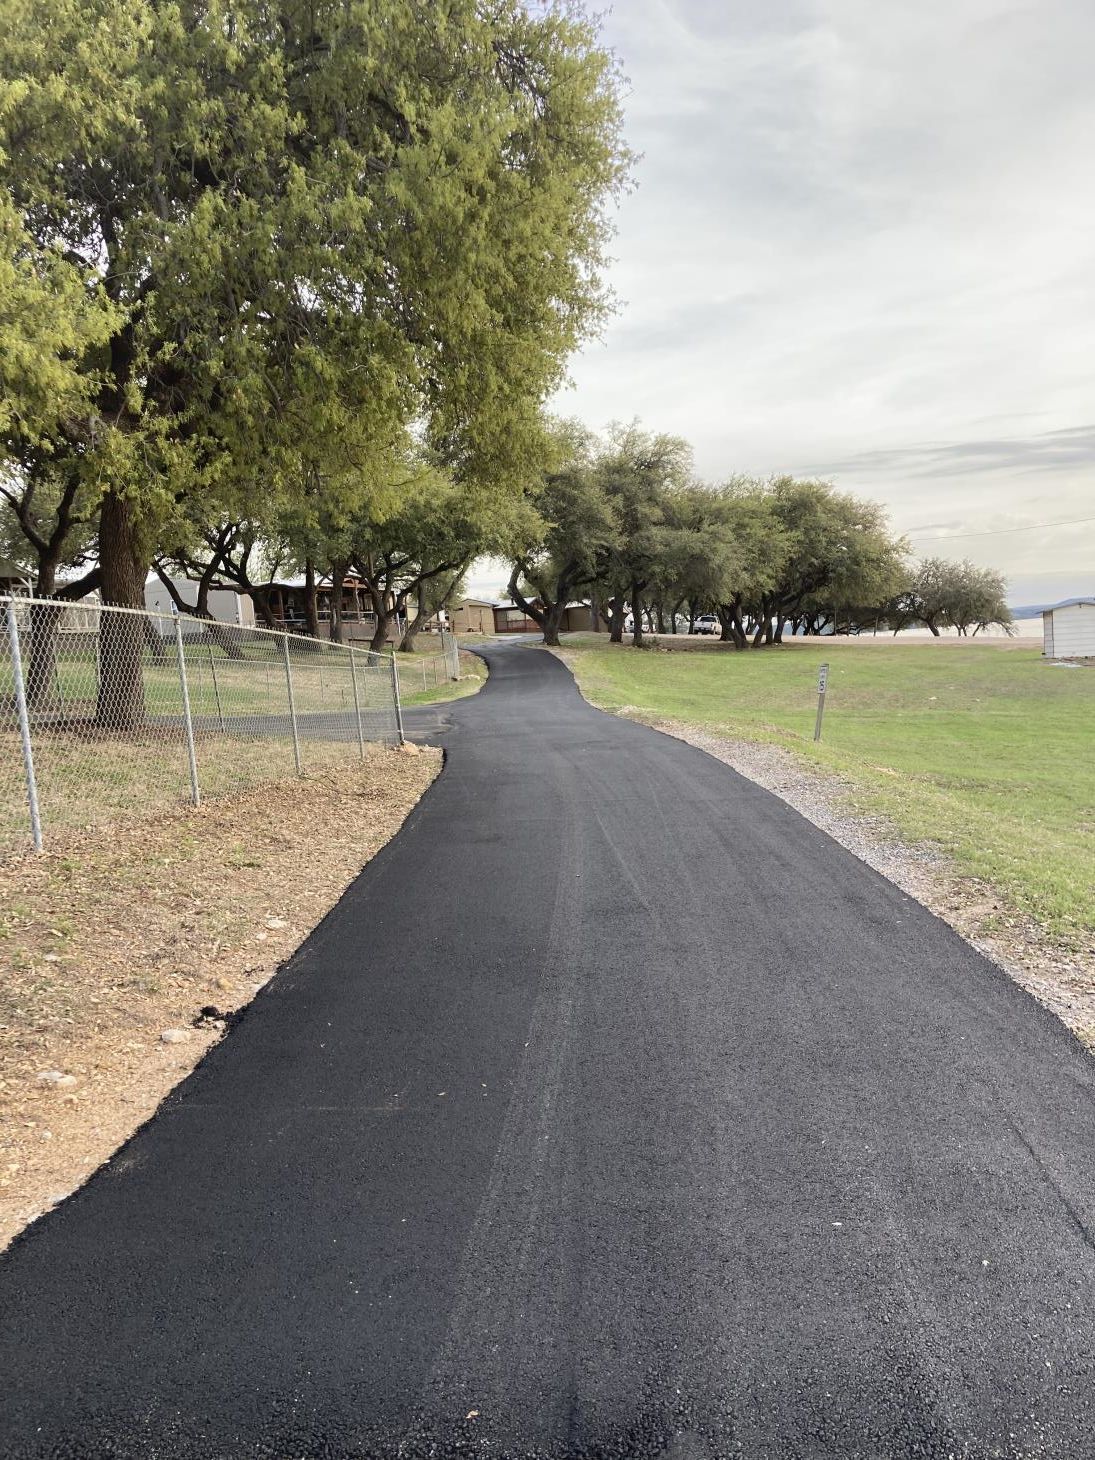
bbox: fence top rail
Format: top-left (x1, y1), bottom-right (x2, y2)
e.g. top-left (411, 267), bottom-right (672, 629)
top-left (0, 592), bottom-right (399, 660)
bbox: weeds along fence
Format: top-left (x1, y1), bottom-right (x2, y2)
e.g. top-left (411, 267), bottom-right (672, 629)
top-left (395, 636), bottom-right (462, 698)
top-left (0, 594), bottom-right (458, 856)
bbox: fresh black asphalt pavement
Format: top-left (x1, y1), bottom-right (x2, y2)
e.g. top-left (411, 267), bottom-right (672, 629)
top-left (2, 639), bottom-right (1094, 1458)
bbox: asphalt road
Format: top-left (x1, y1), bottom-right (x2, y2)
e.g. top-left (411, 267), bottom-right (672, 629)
top-left (2, 639), bottom-right (1094, 1458)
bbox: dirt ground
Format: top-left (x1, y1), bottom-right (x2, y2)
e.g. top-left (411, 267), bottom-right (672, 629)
top-left (0, 744), bottom-right (440, 1249)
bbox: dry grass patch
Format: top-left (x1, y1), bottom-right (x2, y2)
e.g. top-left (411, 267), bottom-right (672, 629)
top-left (396, 646), bottom-right (489, 705)
top-left (0, 744), bottom-right (440, 1248)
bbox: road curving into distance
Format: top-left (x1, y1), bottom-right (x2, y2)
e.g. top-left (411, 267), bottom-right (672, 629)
top-left (1, 637), bottom-right (1094, 1458)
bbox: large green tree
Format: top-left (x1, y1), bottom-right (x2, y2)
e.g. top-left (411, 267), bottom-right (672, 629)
top-left (2, 0), bottom-right (629, 721)
top-left (890, 558), bottom-right (1012, 637)
top-left (343, 455), bottom-right (525, 654)
top-left (750, 478), bottom-right (906, 644)
top-left (507, 420), bottom-right (619, 646)
top-left (0, 183), bottom-right (117, 675)
top-left (595, 423), bottom-right (693, 646)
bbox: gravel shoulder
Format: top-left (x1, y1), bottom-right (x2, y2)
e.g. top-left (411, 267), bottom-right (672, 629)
top-left (650, 717), bottom-right (1095, 1053)
top-left (0, 745), bottom-right (441, 1249)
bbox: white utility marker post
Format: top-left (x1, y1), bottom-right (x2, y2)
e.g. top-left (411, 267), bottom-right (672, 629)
top-left (389, 652), bottom-right (405, 745)
top-left (6, 601), bottom-right (43, 851)
top-left (813, 661), bottom-right (829, 742)
top-left (173, 609), bottom-right (201, 806)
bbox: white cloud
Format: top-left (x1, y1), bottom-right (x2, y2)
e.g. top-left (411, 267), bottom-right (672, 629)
top-left (550, 0), bottom-right (1095, 589)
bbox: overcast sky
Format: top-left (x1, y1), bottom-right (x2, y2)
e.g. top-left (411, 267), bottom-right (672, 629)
top-left (502, 0), bottom-right (1094, 606)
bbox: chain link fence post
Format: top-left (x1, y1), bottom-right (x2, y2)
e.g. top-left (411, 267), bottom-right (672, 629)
top-left (389, 652), bottom-right (405, 745)
top-left (6, 599), bottom-right (43, 851)
top-left (282, 633), bottom-right (303, 775)
top-left (349, 647), bottom-right (366, 760)
top-left (173, 611), bottom-right (201, 806)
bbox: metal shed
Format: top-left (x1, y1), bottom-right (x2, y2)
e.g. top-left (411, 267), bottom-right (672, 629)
top-left (449, 599), bottom-right (496, 635)
top-left (1042, 598), bottom-right (1095, 659)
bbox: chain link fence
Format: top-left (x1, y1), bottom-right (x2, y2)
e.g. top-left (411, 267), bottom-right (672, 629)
top-left (1, 596), bottom-right (458, 856)
top-left (394, 635), bottom-right (462, 701)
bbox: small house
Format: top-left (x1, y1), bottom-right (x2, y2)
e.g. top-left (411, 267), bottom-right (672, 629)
top-left (449, 598), bottom-right (497, 635)
top-left (493, 601), bottom-right (542, 633)
top-left (492, 599), bottom-right (602, 634)
top-left (1042, 598), bottom-right (1095, 659)
top-left (257, 572), bottom-right (404, 644)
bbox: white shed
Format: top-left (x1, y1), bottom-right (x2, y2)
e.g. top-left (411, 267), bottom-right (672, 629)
top-left (1042, 598), bottom-right (1095, 659)
top-left (144, 575), bottom-right (256, 635)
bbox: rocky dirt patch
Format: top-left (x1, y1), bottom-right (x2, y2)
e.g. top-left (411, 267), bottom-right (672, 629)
top-left (0, 745), bottom-right (440, 1248)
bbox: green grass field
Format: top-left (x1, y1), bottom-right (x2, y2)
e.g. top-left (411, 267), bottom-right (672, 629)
top-left (0, 635), bottom-right (475, 720)
top-left (394, 645), bottom-right (487, 706)
top-left (559, 636), bottom-right (1095, 944)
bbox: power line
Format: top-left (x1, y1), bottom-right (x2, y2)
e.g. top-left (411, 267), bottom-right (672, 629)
top-left (905, 514), bottom-right (1095, 542)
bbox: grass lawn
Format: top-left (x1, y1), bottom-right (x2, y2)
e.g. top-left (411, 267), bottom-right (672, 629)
top-left (394, 645), bottom-right (487, 706)
top-left (558, 636), bottom-right (1095, 945)
top-left (0, 642), bottom-right (401, 720)
top-left (0, 643), bottom-right (484, 853)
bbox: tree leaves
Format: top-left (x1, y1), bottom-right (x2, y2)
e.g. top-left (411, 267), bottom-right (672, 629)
top-left (0, 0), bottom-right (631, 592)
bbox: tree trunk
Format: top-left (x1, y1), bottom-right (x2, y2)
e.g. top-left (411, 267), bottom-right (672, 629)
top-left (506, 564), bottom-right (548, 644)
top-left (368, 589), bottom-right (396, 654)
top-left (717, 600), bottom-right (748, 649)
top-left (599, 593), bottom-right (624, 641)
top-left (25, 560), bottom-right (61, 711)
top-left (26, 598), bottom-right (63, 711)
top-left (369, 612), bottom-right (396, 654)
top-left (251, 586), bottom-right (278, 629)
top-left (304, 559), bottom-right (321, 638)
top-left (400, 582), bottom-right (429, 652)
top-left (539, 600), bottom-right (567, 647)
top-left (97, 491), bottom-right (149, 728)
top-left (328, 558), bottom-right (348, 644)
top-left (631, 582), bottom-right (644, 648)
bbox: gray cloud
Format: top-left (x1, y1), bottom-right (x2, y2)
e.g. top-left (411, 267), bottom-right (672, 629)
top-left (552, 0), bottom-right (1095, 587)
top-left (806, 426), bottom-right (1095, 480)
